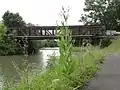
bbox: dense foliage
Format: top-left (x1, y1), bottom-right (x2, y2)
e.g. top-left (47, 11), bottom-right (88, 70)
top-left (81, 0), bottom-right (120, 31)
top-left (0, 23), bottom-right (22, 55)
top-left (0, 11), bottom-right (44, 55)
top-left (2, 11), bottom-right (26, 28)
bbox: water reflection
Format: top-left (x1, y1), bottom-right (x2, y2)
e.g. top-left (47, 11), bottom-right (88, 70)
top-left (40, 47), bottom-right (59, 68)
top-left (0, 47), bottom-right (59, 88)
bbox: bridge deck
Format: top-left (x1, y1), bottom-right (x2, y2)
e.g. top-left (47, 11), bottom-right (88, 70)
top-left (15, 35), bottom-right (112, 40)
top-left (10, 25), bottom-right (107, 40)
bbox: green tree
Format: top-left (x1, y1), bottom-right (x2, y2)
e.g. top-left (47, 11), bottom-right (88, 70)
top-left (0, 23), bottom-right (17, 55)
top-left (2, 11), bottom-right (26, 28)
top-left (0, 23), bottom-right (7, 40)
top-left (80, 0), bottom-right (120, 30)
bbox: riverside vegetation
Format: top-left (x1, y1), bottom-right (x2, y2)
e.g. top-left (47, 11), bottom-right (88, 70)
top-left (0, 11), bottom-right (58, 56)
top-left (3, 7), bottom-right (120, 90)
top-left (4, 38), bottom-right (120, 90)
top-left (0, 10), bottom-right (111, 56)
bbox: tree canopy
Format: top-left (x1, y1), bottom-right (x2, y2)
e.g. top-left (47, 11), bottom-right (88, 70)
top-left (0, 24), bottom-right (7, 40)
top-left (0, 11), bottom-right (37, 55)
top-left (80, 0), bottom-right (120, 30)
top-left (2, 11), bottom-right (26, 28)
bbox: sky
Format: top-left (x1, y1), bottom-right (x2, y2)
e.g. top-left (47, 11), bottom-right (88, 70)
top-left (0, 0), bottom-right (85, 26)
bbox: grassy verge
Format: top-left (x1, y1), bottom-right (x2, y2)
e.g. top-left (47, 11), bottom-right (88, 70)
top-left (72, 46), bottom-right (100, 52)
top-left (29, 38), bottom-right (120, 90)
top-left (4, 48), bottom-right (104, 90)
top-left (103, 38), bottom-right (120, 54)
top-left (4, 39), bottom-right (120, 90)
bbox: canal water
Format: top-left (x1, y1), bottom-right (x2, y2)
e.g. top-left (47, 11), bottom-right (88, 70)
top-left (0, 47), bottom-right (60, 88)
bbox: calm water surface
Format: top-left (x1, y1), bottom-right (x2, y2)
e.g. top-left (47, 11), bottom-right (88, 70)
top-left (0, 47), bottom-right (59, 88)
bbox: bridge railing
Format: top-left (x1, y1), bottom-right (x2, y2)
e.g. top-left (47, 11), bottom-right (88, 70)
top-left (8, 25), bottom-right (106, 39)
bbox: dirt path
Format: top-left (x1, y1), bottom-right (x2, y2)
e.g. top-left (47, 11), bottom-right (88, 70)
top-left (85, 54), bottom-right (120, 90)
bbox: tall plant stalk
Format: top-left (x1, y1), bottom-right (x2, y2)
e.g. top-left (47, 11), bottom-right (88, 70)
top-left (57, 7), bottom-right (74, 75)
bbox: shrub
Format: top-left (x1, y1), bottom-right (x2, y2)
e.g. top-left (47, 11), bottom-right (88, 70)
top-left (100, 37), bottom-right (112, 48)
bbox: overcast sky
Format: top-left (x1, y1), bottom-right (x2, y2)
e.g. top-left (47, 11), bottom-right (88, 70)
top-left (0, 0), bottom-right (85, 26)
